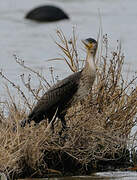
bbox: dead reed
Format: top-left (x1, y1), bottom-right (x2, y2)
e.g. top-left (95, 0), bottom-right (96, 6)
top-left (0, 30), bottom-right (136, 179)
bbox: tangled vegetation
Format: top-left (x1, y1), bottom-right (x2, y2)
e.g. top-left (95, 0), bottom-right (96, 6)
top-left (0, 30), bottom-right (137, 179)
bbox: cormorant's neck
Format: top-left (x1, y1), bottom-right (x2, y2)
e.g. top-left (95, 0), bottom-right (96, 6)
top-left (85, 51), bottom-right (96, 73)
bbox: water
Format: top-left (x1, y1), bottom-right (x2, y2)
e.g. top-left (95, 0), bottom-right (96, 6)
top-left (17, 171), bottom-right (137, 180)
top-left (0, 0), bottom-right (137, 93)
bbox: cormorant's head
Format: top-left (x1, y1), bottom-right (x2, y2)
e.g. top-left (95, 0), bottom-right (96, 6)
top-left (82, 38), bottom-right (97, 56)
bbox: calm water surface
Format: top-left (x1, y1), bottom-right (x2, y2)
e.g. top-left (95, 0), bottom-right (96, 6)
top-left (0, 0), bottom-right (137, 94)
top-left (17, 171), bottom-right (137, 180)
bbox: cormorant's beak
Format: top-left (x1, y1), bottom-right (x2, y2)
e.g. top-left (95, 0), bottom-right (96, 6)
top-left (82, 40), bottom-right (93, 49)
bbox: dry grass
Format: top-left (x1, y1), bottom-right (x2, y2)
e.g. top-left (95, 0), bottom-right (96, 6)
top-left (0, 30), bottom-right (137, 179)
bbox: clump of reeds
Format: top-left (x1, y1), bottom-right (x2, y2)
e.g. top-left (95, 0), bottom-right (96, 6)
top-left (0, 30), bottom-right (136, 179)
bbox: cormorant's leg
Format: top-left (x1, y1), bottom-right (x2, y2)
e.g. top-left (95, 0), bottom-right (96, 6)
top-left (20, 118), bottom-right (31, 127)
top-left (61, 116), bottom-right (67, 130)
top-left (58, 114), bottom-right (67, 136)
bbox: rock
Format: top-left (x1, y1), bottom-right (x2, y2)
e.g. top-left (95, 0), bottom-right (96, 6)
top-left (25, 5), bottom-right (69, 22)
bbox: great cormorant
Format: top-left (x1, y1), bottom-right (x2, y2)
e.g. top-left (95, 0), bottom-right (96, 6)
top-left (21, 38), bottom-right (98, 134)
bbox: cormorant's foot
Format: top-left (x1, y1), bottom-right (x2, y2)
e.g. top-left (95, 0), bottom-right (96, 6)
top-left (59, 130), bottom-right (62, 137)
top-left (59, 126), bottom-right (70, 137)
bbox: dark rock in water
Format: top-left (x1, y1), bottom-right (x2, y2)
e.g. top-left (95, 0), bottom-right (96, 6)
top-left (25, 5), bottom-right (69, 22)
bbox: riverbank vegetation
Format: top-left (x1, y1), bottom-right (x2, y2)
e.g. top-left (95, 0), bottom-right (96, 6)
top-left (0, 30), bottom-right (137, 179)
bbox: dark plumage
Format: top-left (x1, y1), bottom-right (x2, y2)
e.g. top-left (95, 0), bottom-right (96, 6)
top-left (21, 38), bottom-right (98, 134)
top-left (25, 5), bottom-right (69, 22)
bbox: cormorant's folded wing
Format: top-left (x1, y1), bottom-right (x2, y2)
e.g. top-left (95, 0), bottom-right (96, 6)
top-left (29, 71), bottom-right (81, 115)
